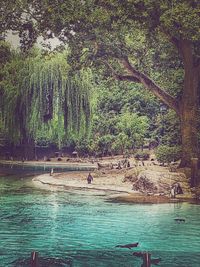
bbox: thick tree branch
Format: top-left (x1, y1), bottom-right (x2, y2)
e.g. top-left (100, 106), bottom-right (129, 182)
top-left (119, 57), bottom-right (180, 114)
top-left (103, 61), bottom-right (140, 82)
top-left (114, 75), bottom-right (140, 82)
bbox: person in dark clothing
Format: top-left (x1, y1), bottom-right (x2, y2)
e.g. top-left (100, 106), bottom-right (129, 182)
top-left (87, 173), bottom-right (93, 184)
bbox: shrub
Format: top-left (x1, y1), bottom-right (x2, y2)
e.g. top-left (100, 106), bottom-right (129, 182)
top-left (75, 139), bottom-right (90, 156)
top-left (111, 133), bottom-right (131, 155)
top-left (155, 145), bottom-right (182, 164)
top-left (97, 134), bottom-right (114, 156)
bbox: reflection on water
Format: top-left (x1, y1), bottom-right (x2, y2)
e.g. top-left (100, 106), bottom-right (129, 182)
top-left (0, 174), bottom-right (200, 266)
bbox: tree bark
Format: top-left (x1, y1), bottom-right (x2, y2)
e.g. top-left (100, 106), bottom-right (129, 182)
top-left (179, 98), bottom-right (199, 167)
top-left (179, 40), bottom-right (199, 169)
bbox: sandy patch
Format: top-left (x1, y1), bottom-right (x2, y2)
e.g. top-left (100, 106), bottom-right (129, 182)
top-left (32, 170), bottom-right (134, 194)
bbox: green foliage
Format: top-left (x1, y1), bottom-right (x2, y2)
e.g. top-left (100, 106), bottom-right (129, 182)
top-left (75, 138), bottom-right (91, 156)
top-left (153, 110), bottom-right (181, 145)
top-left (0, 47), bottom-right (92, 147)
top-left (89, 110), bottom-right (149, 155)
top-left (89, 79), bottom-right (153, 155)
top-left (155, 145), bottom-right (182, 164)
top-left (0, 41), bottom-right (12, 65)
top-left (97, 134), bottom-right (114, 156)
top-left (111, 133), bottom-right (131, 155)
top-left (160, 1), bottom-right (200, 40)
top-left (3, 0), bottom-right (199, 67)
top-left (117, 112), bottom-right (149, 147)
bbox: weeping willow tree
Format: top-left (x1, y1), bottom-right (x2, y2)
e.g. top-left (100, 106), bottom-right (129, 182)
top-left (1, 46), bottom-right (92, 158)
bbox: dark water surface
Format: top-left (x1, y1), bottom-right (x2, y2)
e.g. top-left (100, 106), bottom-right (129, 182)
top-left (0, 174), bottom-right (200, 267)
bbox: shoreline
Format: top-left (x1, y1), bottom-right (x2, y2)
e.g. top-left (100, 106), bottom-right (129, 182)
top-left (32, 171), bottom-right (197, 204)
top-left (1, 158), bottom-right (199, 204)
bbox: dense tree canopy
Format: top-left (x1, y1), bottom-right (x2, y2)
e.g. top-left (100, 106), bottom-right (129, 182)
top-left (1, 0), bottom-right (200, 168)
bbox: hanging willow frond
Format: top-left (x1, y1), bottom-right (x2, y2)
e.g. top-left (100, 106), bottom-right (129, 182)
top-left (1, 48), bottom-right (93, 146)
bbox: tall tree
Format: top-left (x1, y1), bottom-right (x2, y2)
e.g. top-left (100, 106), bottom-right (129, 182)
top-left (2, 0), bottom-right (200, 167)
top-left (0, 47), bottom-right (92, 158)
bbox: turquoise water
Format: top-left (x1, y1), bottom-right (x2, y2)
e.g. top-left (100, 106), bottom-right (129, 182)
top-left (0, 174), bottom-right (200, 267)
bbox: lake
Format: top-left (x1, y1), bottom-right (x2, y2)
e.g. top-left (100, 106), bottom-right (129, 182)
top-left (0, 174), bottom-right (200, 266)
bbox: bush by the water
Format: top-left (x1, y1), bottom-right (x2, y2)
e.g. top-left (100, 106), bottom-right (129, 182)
top-left (155, 145), bottom-right (181, 164)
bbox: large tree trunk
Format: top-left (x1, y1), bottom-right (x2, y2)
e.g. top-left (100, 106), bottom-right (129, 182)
top-left (179, 40), bottom-right (199, 173)
top-left (179, 99), bottom-right (198, 167)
